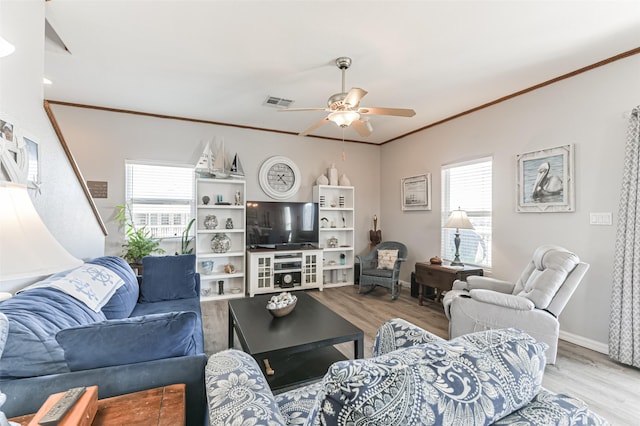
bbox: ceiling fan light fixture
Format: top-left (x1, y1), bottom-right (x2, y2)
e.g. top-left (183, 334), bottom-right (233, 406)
top-left (328, 110), bottom-right (360, 127)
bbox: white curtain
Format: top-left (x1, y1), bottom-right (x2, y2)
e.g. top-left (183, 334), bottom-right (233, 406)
top-left (610, 106), bottom-right (640, 367)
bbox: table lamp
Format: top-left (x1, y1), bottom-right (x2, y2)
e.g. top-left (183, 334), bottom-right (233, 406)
top-left (0, 182), bottom-right (82, 282)
top-left (444, 208), bottom-right (474, 267)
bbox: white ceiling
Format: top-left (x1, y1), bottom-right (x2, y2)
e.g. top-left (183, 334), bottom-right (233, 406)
top-left (43, 1), bottom-right (640, 144)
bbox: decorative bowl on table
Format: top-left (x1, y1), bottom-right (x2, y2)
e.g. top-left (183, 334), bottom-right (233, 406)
top-left (266, 292), bottom-right (297, 318)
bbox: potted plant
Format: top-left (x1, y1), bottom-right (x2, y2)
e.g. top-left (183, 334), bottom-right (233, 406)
top-left (176, 218), bottom-right (196, 255)
top-left (115, 205), bottom-right (165, 273)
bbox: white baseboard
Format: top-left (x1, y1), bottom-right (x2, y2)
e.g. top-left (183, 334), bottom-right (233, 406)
top-left (559, 330), bottom-right (609, 355)
top-left (399, 280), bottom-right (410, 288)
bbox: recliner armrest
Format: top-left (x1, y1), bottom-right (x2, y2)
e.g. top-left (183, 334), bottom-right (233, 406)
top-left (455, 275), bottom-right (516, 293)
top-left (469, 289), bottom-right (535, 311)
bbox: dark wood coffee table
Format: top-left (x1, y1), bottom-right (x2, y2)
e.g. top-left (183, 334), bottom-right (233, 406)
top-left (228, 291), bottom-right (364, 393)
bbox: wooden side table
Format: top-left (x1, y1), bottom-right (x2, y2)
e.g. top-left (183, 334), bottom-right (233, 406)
top-left (10, 384), bottom-right (185, 426)
top-left (415, 262), bottom-right (483, 305)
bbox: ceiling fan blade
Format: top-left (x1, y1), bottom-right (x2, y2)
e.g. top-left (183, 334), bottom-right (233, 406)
top-left (278, 107), bottom-right (327, 112)
top-left (300, 117), bottom-right (330, 136)
top-left (358, 107), bottom-right (416, 117)
top-left (343, 88), bottom-right (367, 108)
top-left (352, 119), bottom-right (373, 137)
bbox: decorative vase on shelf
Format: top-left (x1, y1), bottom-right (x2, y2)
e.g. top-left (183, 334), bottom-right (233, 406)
top-left (204, 215), bottom-right (218, 229)
top-left (211, 233), bottom-right (231, 253)
top-left (338, 174), bottom-right (351, 186)
top-left (317, 174), bottom-right (329, 185)
top-left (328, 164), bottom-right (338, 186)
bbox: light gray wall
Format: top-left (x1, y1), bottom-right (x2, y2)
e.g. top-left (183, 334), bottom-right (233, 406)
top-left (381, 53), bottom-right (640, 350)
top-left (49, 105), bottom-right (381, 258)
top-left (0, 1), bottom-right (104, 292)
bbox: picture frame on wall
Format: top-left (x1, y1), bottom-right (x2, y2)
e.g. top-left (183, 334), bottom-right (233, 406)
top-left (401, 173), bottom-right (432, 211)
top-left (0, 115), bottom-right (27, 183)
top-left (23, 134), bottom-right (40, 189)
top-left (516, 144), bottom-right (574, 213)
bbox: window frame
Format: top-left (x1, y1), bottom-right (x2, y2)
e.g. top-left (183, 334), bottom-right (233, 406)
top-left (124, 160), bottom-right (195, 240)
top-left (441, 156), bottom-right (493, 269)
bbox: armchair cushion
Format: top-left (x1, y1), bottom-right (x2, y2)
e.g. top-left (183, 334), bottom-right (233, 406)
top-left (361, 268), bottom-right (393, 278)
top-left (514, 246), bottom-right (580, 309)
top-left (469, 289), bottom-right (536, 311)
top-left (372, 318), bottom-right (445, 356)
top-left (309, 328), bottom-right (546, 426)
top-left (140, 254), bottom-right (197, 302)
top-left (56, 311), bottom-right (197, 371)
top-left (377, 249), bottom-right (398, 269)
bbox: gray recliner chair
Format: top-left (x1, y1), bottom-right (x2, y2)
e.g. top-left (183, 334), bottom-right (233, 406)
top-left (442, 245), bottom-right (589, 364)
top-left (356, 241), bottom-right (407, 300)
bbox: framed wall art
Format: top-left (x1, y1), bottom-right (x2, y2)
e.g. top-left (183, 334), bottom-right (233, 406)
top-left (516, 144), bottom-right (574, 212)
top-left (401, 173), bottom-right (432, 211)
top-left (23, 133), bottom-right (40, 188)
top-left (0, 115), bottom-right (27, 183)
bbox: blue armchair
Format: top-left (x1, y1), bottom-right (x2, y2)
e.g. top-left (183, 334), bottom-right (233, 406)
top-left (356, 241), bottom-right (407, 299)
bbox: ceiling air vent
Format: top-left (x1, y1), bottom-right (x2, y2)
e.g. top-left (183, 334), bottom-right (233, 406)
top-left (264, 96), bottom-right (294, 108)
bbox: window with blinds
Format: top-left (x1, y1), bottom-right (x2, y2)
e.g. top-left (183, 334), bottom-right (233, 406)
top-left (125, 162), bottom-right (194, 239)
top-left (441, 157), bottom-right (492, 268)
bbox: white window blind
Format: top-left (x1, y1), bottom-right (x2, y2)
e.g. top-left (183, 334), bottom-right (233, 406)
top-left (441, 157), bottom-right (492, 268)
top-left (125, 162), bottom-right (194, 238)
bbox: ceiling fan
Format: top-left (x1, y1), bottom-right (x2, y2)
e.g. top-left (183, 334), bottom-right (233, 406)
top-left (279, 57), bottom-right (416, 137)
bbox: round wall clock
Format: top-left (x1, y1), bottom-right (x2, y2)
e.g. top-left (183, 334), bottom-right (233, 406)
top-left (259, 156), bottom-right (301, 200)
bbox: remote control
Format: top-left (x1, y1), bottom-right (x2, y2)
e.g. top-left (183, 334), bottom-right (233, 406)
top-left (38, 386), bottom-right (86, 426)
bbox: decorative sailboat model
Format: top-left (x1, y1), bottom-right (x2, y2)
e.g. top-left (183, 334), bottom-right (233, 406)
top-left (194, 142), bottom-right (214, 177)
top-left (195, 138), bottom-right (244, 179)
top-left (229, 153), bottom-right (244, 178)
top-left (210, 140), bottom-right (230, 178)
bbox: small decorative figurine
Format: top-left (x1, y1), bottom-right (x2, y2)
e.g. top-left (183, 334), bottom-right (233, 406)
top-left (369, 214), bottom-right (382, 246)
top-left (204, 215), bottom-right (218, 230)
top-left (202, 195), bottom-right (210, 205)
top-left (225, 218), bottom-right (234, 229)
top-left (234, 190), bottom-right (242, 206)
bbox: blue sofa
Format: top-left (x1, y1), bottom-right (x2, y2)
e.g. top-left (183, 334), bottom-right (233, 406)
top-left (0, 255), bottom-right (207, 425)
top-left (205, 319), bottom-right (608, 425)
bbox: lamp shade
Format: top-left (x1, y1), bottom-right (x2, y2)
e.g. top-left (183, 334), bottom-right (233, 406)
top-left (444, 209), bottom-right (474, 230)
top-left (328, 110), bottom-right (360, 127)
top-left (0, 182), bottom-right (82, 281)
top-left (0, 36), bottom-right (15, 58)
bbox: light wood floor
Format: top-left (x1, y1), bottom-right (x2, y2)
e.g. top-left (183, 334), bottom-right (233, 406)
top-left (201, 285), bottom-right (640, 425)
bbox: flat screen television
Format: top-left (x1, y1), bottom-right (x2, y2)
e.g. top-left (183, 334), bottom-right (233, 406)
top-left (246, 201), bottom-right (319, 249)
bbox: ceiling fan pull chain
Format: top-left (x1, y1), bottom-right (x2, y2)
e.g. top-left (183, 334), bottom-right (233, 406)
top-left (342, 128), bottom-right (347, 161)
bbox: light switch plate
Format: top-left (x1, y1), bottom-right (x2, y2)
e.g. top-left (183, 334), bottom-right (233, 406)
top-left (589, 212), bottom-right (612, 226)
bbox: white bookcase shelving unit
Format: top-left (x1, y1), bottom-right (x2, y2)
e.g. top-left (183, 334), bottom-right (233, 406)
top-left (195, 177), bottom-right (246, 301)
top-left (313, 185), bottom-right (355, 287)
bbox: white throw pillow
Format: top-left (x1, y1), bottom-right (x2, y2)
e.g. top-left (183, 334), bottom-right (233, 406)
top-left (377, 249), bottom-right (399, 270)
